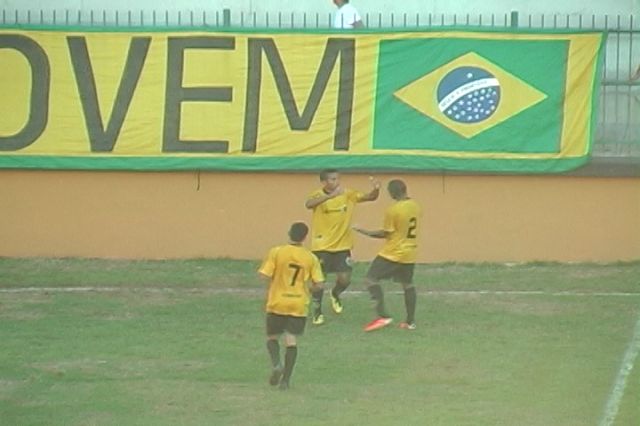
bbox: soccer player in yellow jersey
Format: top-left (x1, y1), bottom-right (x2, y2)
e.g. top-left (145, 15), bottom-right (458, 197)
top-left (259, 222), bottom-right (324, 390)
top-left (353, 179), bottom-right (421, 332)
top-left (305, 169), bottom-right (380, 325)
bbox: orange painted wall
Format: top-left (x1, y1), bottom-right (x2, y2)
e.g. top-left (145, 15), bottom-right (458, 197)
top-left (1, 170), bottom-right (638, 262)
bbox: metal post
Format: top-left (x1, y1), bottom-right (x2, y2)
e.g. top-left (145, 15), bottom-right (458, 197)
top-left (223, 8), bottom-right (231, 27)
top-left (510, 10), bottom-right (519, 28)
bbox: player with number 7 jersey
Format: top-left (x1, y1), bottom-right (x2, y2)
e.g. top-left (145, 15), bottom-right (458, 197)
top-left (259, 222), bottom-right (325, 390)
top-left (260, 236), bottom-right (325, 318)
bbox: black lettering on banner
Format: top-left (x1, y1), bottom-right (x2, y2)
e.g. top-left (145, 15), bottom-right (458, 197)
top-left (163, 36), bottom-right (234, 153)
top-left (67, 36), bottom-right (151, 152)
top-left (0, 34), bottom-right (50, 151)
top-left (243, 38), bottom-right (355, 152)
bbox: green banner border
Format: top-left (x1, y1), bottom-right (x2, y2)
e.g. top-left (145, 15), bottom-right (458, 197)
top-left (0, 154), bottom-right (589, 173)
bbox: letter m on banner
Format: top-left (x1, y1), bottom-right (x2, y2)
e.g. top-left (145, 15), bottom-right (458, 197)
top-left (242, 38), bottom-right (355, 153)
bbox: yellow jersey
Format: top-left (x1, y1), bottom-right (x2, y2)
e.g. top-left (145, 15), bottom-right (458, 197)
top-left (259, 244), bottom-right (325, 317)
top-left (378, 199), bottom-right (421, 264)
top-left (307, 188), bottom-right (366, 251)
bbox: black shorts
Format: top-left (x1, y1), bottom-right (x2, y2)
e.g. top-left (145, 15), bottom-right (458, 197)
top-left (313, 250), bottom-right (352, 274)
top-left (266, 313), bottom-right (306, 336)
top-left (366, 256), bottom-right (415, 284)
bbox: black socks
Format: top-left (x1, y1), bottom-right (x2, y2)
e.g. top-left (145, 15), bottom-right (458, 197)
top-left (266, 339), bottom-right (280, 368)
top-left (281, 346), bottom-right (298, 385)
top-left (332, 282), bottom-right (349, 298)
top-left (312, 288), bottom-right (324, 313)
top-left (404, 286), bottom-right (417, 324)
top-left (368, 284), bottom-right (388, 317)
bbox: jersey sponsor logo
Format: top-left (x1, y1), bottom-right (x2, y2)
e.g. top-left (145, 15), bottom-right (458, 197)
top-left (325, 205), bottom-right (348, 213)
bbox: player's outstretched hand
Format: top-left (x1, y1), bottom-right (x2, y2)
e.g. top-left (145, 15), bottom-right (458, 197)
top-left (352, 225), bottom-right (365, 235)
top-left (369, 176), bottom-right (381, 190)
top-left (329, 186), bottom-right (344, 198)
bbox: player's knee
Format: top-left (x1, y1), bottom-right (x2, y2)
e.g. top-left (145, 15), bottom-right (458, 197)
top-left (336, 272), bottom-right (351, 285)
top-left (283, 333), bottom-right (297, 347)
top-left (337, 279), bottom-right (351, 287)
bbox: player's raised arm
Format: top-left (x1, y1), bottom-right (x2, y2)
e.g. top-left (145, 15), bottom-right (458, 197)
top-left (304, 187), bottom-right (343, 209)
top-left (360, 177), bottom-right (381, 202)
top-left (308, 253), bottom-right (325, 292)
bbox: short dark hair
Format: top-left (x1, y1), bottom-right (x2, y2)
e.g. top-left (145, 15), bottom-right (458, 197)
top-left (289, 222), bottom-right (309, 242)
top-left (387, 179), bottom-right (407, 199)
top-left (319, 169), bottom-right (339, 181)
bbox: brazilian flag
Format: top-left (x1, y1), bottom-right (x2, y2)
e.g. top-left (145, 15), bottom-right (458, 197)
top-left (371, 31), bottom-right (604, 173)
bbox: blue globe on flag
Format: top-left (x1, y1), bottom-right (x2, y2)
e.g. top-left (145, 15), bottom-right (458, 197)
top-left (436, 66), bottom-right (501, 124)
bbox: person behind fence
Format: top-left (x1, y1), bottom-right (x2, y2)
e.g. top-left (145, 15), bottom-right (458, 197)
top-left (332, 0), bottom-right (364, 29)
top-left (353, 179), bottom-right (422, 332)
top-left (259, 222), bottom-right (325, 390)
top-left (631, 65), bottom-right (640, 82)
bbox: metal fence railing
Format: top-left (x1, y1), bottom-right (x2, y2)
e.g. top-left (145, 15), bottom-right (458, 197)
top-left (1, 9), bottom-right (639, 161)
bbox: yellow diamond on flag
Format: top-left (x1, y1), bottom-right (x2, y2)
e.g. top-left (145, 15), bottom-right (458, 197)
top-left (393, 52), bottom-right (548, 139)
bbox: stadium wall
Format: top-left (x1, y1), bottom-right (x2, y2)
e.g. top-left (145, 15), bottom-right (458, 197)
top-left (1, 171), bottom-right (638, 262)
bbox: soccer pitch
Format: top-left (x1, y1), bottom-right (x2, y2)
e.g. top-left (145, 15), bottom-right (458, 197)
top-left (1, 259), bottom-right (639, 425)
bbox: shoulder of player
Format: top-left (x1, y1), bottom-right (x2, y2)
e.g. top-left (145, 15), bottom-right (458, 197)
top-left (398, 198), bottom-right (421, 208)
top-left (408, 198), bottom-right (422, 211)
top-left (268, 244), bottom-right (285, 255)
top-left (291, 248), bottom-right (321, 267)
top-left (286, 244), bottom-right (315, 257)
top-left (387, 199), bottom-right (417, 214)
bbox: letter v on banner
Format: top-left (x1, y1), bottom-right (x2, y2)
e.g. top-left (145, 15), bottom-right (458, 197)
top-left (67, 36), bottom-right (151, 153)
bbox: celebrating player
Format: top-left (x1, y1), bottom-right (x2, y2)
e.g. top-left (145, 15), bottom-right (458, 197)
top-left (305, 169), bottom-right (380, 325)
top-left (353, 179), bottom-right (421, 332)
top-left (259, 222), bottom-right (325, 390)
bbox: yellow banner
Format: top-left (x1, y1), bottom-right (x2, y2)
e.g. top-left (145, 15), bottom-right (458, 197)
top-left (0, 28), bottom-right (603, 172)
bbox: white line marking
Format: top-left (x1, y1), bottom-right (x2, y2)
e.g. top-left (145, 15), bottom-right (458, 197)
top-left (0, 287), bottom-right (639, 298)
top-left (599, 310), bottom-right (640, 426)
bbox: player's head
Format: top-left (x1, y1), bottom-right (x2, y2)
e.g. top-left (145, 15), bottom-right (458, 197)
top-left (288, 222), bottom-right (309, 243)
top-left (319, 169), bottom-right (340, 191)
top-left (333, 0), bottom-right (348, 6)
top-left (387, 179), bottom-right (407, 200)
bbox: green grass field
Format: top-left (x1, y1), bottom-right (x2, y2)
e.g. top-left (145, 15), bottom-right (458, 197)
top-left (1, 259), bottom-right (639, 425)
